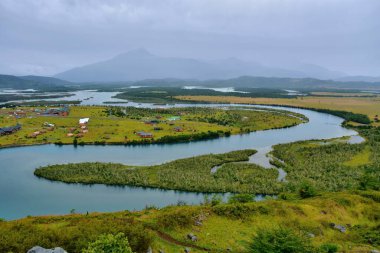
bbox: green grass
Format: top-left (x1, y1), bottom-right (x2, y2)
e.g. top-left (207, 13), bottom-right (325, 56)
top-left (35, 127), bottom-right (380, 195)
top-left (0, 192), bottom-right (379, 253)
top-left (344, 146), bottom-right (371, 167)
top-left (0, 105), bottom-right (305, 147)
top-left (35, 150), bottom-right (283, 194)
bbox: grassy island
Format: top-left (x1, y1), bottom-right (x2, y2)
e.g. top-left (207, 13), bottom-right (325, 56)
top-left (35, 127), bottom-right (380, 196)
top-left (0, 105), bottom-right (305, 148)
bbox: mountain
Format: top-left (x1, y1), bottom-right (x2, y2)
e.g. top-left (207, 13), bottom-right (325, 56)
top-left (55, 49), bottom-right (345, 82)
top-left (19, 75), bottom-right (71, 86)
top-left (0, 74), bottom-right (71, 90)
top-left (335, 76), bottom-right (380, 83)
top-left (132, 76), bottom-right (380, 90)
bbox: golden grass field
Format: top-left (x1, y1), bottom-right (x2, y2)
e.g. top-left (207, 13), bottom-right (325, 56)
top-left (176, 95), bottom-right (380, 125)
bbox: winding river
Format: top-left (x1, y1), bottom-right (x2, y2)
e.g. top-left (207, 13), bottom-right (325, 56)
top-left (0, 100), bottom-right (359, 220)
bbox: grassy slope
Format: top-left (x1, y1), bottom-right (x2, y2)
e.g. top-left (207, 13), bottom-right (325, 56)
top-left (176, 95), bottom-right (380, 125)
top-left (0, 106), bottom-right (304, 147)
top-left (0, 192), bottom-right (379, 253)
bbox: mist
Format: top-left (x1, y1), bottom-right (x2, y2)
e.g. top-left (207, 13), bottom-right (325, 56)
top-left (0, 0), bottom-right (379, 77)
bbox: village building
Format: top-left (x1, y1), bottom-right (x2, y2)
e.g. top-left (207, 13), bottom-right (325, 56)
top-left (0, 124), bottom-right (22, 136)
top-left (136, 131), bottom-right (153, 138)
top-left (44, 106), bottom-right (70, 116)
top-left (173, 126), bottom-right (184, 132)
top-left (79, 118), bottom-right (90, 125)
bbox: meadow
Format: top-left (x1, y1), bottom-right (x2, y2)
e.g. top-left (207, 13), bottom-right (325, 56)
top-left (176, 95), bottom-right (380, 125)
top-left (0, 191), bottom-right (379, 253)
top-left (0, 105), bottom-right (304, 147)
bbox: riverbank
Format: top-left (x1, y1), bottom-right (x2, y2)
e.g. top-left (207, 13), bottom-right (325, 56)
top-left (176, 95), bottom-right (379, 125)
top-left (1, 191), bottom-right (379, 253)
top-left (0, 105), bottom-right (306, 148)
top-left (34, 126), bottom-right (379, 195)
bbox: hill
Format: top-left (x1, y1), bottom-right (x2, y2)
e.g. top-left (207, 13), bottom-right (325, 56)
top-left (55, 48), bottom-right (346, 82)
top-left (0, 74), bottom-right (71, 90)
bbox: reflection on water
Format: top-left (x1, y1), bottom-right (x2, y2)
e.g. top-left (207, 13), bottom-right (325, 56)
top-left (0, 101), bottom-right (358, 220)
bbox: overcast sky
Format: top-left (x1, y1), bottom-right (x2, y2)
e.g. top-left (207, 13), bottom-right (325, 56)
top-left (0, 0), bottom-right (379, 76)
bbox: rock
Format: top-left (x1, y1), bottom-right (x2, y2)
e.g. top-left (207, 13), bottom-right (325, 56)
top-left (330, 223), bottom-right (346, 233)
top-left (27, 246), bottom-right (67, 253)
top-left (370, 250), bottom-right (380, 253)
top-left (227, 247), bottom-right (232, 251)
top-left (307, 233), bottom-right (315, 238)
top-left (194, 220), bottom-right (203, 226)
top-left (184, 247), bottom-right (191, 253)
top-left (146, 246), bottom-right (152, 253)
top-left (159, 250), bottom-right (165, 253)
top-left (187, 233), bottom-right (198, 241)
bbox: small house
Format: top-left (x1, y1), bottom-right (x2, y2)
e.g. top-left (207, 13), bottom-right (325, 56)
top-left (168, 116), bottom-right (181, 121)
top-left (136, 131), bottom-right (153, 138)
top-left (173, 126), bottom-right (184, 132)
top-left (79, 118), bottom-right (90, 125)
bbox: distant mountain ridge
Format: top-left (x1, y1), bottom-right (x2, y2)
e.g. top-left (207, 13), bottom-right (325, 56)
top-left (55, 48), bottom-right (348, 82)
top-left (0, 74), bottom-right (71, 90)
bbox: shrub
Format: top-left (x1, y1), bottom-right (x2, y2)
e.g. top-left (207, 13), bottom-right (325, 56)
top-left (157, 208), bottom-right (199, 229)
top-left (319, 243), bottom-right (338, 253)
top-left (250, 227), bottom-right (315, 253)
top-left (82, 233), bottom-right (133, 253)
top-left (229, 194), bottom-right (255, 204)
top-left (298, 181), bottom-right (317, 199)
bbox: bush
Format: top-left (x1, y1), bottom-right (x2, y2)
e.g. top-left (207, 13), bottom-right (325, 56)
top-left (250, 227), bottom-right (315, 253)
top-left (229, 194), bottom-right (255, 204)
top-left (319, 243), bottom-right (338, 253)
top-left (82, 233), bottom-right (133, 253)
top-left (298, 181), bottom-right (317, 199)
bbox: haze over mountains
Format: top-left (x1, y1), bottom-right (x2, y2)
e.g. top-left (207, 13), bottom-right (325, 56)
top-left (55, 49), bottom-right (348, 83)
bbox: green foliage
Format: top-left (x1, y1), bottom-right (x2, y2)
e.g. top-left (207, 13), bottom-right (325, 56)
top-left (157, 207), bottom-right (199, 229)
top-left (319, 243), bottom-right (338, 253)
top-left (82, 233), bottom-right (133, 253)
top-left (212, 203), bottom-right (270, 219)
top-left (0, 215), bottom-right (152, 253)
top-left (228, 194), bottom-right (255, 204)
top-left (250, 227), bottom-right (315, 253)
top-left (298, 181), bottom-right (317, 199)
top-left (35, 150), bottom-right (284, 194)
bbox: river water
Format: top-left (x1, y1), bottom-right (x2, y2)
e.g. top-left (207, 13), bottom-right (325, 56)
top-left (0, 92), bottom-right (358, 220)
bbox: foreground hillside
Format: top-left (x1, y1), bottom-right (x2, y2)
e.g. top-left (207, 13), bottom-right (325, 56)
top-left (0, 191), bottom-right (379, 253)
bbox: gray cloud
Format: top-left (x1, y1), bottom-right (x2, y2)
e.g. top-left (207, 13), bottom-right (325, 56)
top-left (0, 0), bottom-right (379, 76)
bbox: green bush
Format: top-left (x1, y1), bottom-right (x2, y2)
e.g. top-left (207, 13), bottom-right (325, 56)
top-left (298, 181), bottom-right (317, 199)
top-left (229, 194), bottom-right (255, 204)
top-left (250, 227), bottom-right (315, 253)
top-left (319, 243), bottom-right (338, 253)
top-left (82, 233), bottom-right (133, 253)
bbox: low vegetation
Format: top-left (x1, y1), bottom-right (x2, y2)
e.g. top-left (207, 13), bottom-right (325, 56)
top-left (0, 105), bottom-right (305, 147)
top-left (0, 192), bottom-right (379, 252)
top-left (176, 95), bottom-right (380, 125)
top-left (34, 127), bottom-right (380, 195)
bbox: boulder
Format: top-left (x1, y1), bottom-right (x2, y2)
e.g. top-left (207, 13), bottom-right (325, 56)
top-left (184, 248), bottom-right (191, 253)
top-left (146, 246), bottom-right (152, 253)
top-left (330, 223), bottom-right (346, 233)
top-left (27, 246), bottom-right (67, 253)
top-left (187, 233), bottom-right (198, 241)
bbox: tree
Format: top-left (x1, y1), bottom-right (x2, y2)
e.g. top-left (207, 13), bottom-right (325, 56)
top-left (250, 227), bottom-right (315, 253)
top-left (82, 233), bottom-right (134, 253)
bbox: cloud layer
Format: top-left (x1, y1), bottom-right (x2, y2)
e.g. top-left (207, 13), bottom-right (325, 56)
top-left (1, 0), bottom-right (379, 76)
